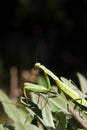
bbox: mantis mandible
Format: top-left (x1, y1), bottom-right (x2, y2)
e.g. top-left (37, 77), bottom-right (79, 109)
top-left (24, 63), bottom-right (87, 107)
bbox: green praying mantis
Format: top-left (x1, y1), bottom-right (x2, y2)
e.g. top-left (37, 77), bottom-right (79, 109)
top-left (24, 63), bottom-right (87, 108)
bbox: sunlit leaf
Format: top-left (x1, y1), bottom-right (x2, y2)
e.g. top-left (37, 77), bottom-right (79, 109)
top-left (41, 102), bottom-right (55, 129)
top-left (77, 72), bottom-right (87, 94)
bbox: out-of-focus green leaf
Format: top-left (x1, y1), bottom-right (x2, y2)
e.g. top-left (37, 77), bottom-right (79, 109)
top-left (55, 111), bottom-right (66, 130)
top-left (77, 72), bottom-right (87, 94)
top-left (0, 125), bottom-right (6, 130)
top-left (3, 125), bottom-right (14, 130)
top-left (0, 90), bottom-right (35, 130)
top-left (0, 90), bottom-right (29, 123)
top-left (38, 75), bottom-right (50, 88)
top-left (0, 91), bottom-right (41, 130)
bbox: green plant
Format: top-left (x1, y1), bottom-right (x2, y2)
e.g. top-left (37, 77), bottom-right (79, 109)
top-left (0, 69), bottom-right (87, 129)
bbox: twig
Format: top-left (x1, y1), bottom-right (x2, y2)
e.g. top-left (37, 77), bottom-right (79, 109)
top-left (67, 105), bottom-right (87, 130)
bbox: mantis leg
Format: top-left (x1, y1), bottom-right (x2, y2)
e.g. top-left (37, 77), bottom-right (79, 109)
top-left (43, 72), bottom-right (59, 96)
top-left (68, 98), bottom-right (83, 116)
top-left (43, 72), bottom-right (51, 90)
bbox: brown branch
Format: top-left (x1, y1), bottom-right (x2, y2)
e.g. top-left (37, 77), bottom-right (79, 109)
top-left (67, 105), bottom-right (87, 130)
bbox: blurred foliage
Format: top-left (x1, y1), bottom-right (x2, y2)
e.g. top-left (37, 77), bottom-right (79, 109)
top-left (0, 71), bottom-right (87, 129)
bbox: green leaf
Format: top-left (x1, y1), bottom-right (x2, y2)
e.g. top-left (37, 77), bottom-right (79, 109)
top-left (3, 125), bottom-right (14, 130)
top-left (21, 94), bottom-right (55, 130)
top-left (55, 111), bottom-right (66, 130)
top-left (0, 90), bottom-right (34, 130)
top-left (0, 125), bottom-right (6, 130)
top-left (31, 92), bottom-right (39, 104)
top-left (21, 96), bottom-right (46, 129)
top-left (15, 122), bottom-right (41, 130)
top-left (0, 90), bottom-right (28, 123)
top-left (41, 101), bottom-right (55, 129)
top-left (24, 124), bottom-right (41, 130)
top-left (38, 75), bottom-right (49, 88)
top-left (48, 91), bottom-right (74, 114)
top-left (77, 72), bottom-right (87, 94)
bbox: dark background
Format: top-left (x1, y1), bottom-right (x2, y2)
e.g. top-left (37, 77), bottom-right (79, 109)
top-left (0, 0), bottom-right (87, 84)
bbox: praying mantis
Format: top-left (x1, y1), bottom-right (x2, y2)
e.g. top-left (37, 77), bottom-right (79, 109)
top-left (24, 63), bottom-right (87, 108)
